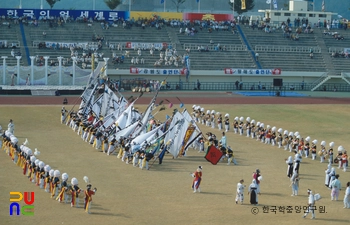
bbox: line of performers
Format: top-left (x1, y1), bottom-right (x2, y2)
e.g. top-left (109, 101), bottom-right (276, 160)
top-left (1, 130), bottom-right (97, 214)
top-left (191, 105), bottom-right (349, 171)
top-left (64, 110), bottom-right (158, 170)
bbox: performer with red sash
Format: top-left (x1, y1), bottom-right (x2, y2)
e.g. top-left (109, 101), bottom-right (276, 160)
top-left (51, 170), bottom-right (60, 199)
top-left (84, 184), bottom-right (97, 214)
top-left (192, 166), bottom-right (202, 193)
top-left (56, 173), bottom-right (69, 203)
top-left (70, 177), bottom-right (81, 207)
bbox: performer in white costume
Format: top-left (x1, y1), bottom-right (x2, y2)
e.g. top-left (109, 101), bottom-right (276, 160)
top-left (235, 179), bottom-right (245, 204)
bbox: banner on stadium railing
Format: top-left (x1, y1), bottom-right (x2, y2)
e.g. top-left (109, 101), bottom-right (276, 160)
top-left (125, 42), bottom-right (168, 50)
top-left (183, 13), bottom-right (233, 22)
top-left (224, 68), bottom-right (282, 75)
top-left (130, 67), bottom-right (187, 75)
top-left (130, 11), bottom-right (183, 20)
top-left (0, 8), bottom-right (129, 21)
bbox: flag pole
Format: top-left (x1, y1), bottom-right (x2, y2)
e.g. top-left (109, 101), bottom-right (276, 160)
top-left (164, 0), bottom-right (166, 12)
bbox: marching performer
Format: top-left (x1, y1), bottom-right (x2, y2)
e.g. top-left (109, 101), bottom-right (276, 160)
top-left (217, 112), bottom-right (222, 130)
top-left (264, 125), bottom-right (271, 144)
top-left (211, 110), bottom-right (216, 129)
top-left (304, 136), bottom-right (311, 158)
top-left (224, 114), bottom-right (230, 132)
top-left (328, 142), bottom-right (334, 164)
top-left (325, 164), bottom-right (332, 187)
top-left (38, 161), bottom-right (46, 189)
top-left (239, 117), bottom-right (244, 135)
top-left (336, 146), bottom-right (344, 169)
top-left (200, 108), bottom-right (205, 125)
top-left (344, 182), bottom-right (350, 209)
top-left (330, 174), bottom-right (342, 201)
top-left (205, 110), bottom-right (211, 127)
top-left (44, 165), bottom-right (51, 193)
top-left (286, 156), bottom-right (294, 178)
top-left (290, 171), bottom-right (300, 196)
top-left (57, 173), bottom-right (69, 203)
top-left (192, 166), bottom-right (202, 193)
top-left (303, 189), bottom-right (316, 219)
top-left (8, 119), bottom-right (14, 134)
top-left (271, 127), bottom-right (277, 146)
top-left (341, 151), bottom-right (348, 172)
top-left (251, 121), bottom-right (258, 139)
top-left (246, 117), bottom-right (251, 138)
top-left (235, 179), bottom-right (245, 204)
top-left (227, 146), bottom-right (237, 165)
top-left (294, 150), bottom-right (302, 174)
top-left (277, 128), bottom-right (283, 148)
top-left (220, 132), bottom-right (227, 148)
top-left (328, 167), bottom-right (336, 189)
top-left (51, 170), bottom-right (61, 199)
top-left (311, 140), bottom-right (317, 160)
top-left (107, 135), bottom-right (117, 155)
top-left (283, 130), bottom-right (289, 150)
top-left (248, 179), bottom-right (260, 205)
top-left (233, 117), bottom-right (239, 134)
top-left (70, 177), bottom-right (82, 207)
top-left (84, 184), bottom-right (97, 214)
top-left (319, 141), bottom-right (326, 163)
top-left (48, 169), bottom-right (55, 193)
top-left (252, 169), bottom-right (262, 188)
top-left (61, 107), bottom-right (68, 124)
top-left (258, 123), bottom-right (265, 143)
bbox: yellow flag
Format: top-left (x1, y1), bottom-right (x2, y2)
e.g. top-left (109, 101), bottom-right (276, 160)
top-left (241, 0), bottom-right (246, 10)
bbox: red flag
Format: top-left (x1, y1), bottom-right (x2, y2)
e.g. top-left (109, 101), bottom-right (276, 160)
top-left (204, 145), bottom-right (223, 165)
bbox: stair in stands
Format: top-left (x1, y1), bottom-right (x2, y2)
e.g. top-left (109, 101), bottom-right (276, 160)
top-left (313, 29), bottom-right (337, 76)
top-left (164, 26), bottom-right (181, 50)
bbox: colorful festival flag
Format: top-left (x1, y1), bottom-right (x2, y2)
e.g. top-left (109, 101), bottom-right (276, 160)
top-left (204, 145), bottom-right (223, 165)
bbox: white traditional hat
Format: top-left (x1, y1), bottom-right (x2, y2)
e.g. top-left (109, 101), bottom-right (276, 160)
top-left (30, 156), bottom-right (36, 163)
top-left (260, 123), bottom-right (264, 128)
top-left (225, 113), bottom-right (229, 118)
top-left (49, 169), bottom-right (55, 177)
top-left (216, 112), bottom-right (220, 115)
top-left (312, 139), bottom-right (318, 145)
top-left (54, 170), bottom-right (60, 178)
top-left (320, 141), bottom-right (326, 146)
top-left (200, 108), bottom-right (204, 112)
top-left (283, 130), bottom-right (288, 135)
top-left (251, 119), bottom-right (255, 124)
top-left (206, 110), bottom-right (210, 114)
top-left (338, 146), bottom-right (344, 152)
top-left (44, 165), bottom-right (51, 172)
top-left (239, 116), bottom-right (244, 122)
top-left (256, 121), bottom-right (261, 126)
top-left (235, 117), bottom-right (239, 121)
top-left (62, 173), bottom-right (69, 181)
top-left (329, 142), bottom-right (334, 148)
top-left (305, 136), bottom-right (310, 142)
top-left (71, 177), bottom-right (78, 186)
top-left (39, 161), bottom-right (45, 169)
top-left (294, 131), bottom-right (299, 137)
top-left (246, 117), bottom-right (251, 122)
top-left (266, 125), bottom-right (271, 129)
top-left (272, 126), bottom-right (276, 132)
top-left (211, 110), bottom-right (215, 114)
top-left (278, 128), bottom-right (283, 133)
top-left (192, 105), bottom-right (197, 109)
top-left (34, 159), bottom-right (40, 166)
top-left (288, 132), bottom-right (294, 137)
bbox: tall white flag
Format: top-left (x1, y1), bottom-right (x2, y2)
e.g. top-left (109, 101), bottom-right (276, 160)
top-left (273, 0), bottom-right (278, 10)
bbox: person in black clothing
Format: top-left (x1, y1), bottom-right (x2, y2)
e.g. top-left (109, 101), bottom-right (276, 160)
top-left (145, 151), bottom-right (154, 170)
top-left (197, 79), bottom-right (201, 90)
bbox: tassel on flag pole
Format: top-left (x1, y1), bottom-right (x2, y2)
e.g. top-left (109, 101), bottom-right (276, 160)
top-left (165, 99), bottom-right (173, 108)
top-left (175, 96), bottom-right (184, 108)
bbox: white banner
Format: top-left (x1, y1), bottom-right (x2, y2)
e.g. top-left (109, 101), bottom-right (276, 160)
top-left (224, 68), bottom-right (281, 75)
top-left (130, 67), bottom-right (187, 75)
top-left (125, 42), bottom-right (168, 50)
